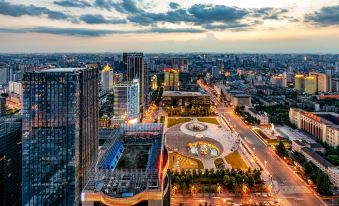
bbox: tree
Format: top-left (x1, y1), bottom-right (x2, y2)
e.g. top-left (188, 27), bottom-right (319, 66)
top-left (223, 175), bottom-right (230, 186)
top-left (253, 169), bottom-right (262, 183)
top-left (276, 141), bottom-right (288, 157)
top-left (247, 176), bottom-right (255, 188)
top-left (229, 176), bottom-right (236, 189)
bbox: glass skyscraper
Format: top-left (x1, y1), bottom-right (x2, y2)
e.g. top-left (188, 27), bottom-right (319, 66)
top-left (22, 68), bottom-right (99, 205)
top-left (123, 52), bottom-right (145, 111)
top-left (112, 79), bottom-right (140, 124)
top-left (0, 120), bottom-right (22, 205)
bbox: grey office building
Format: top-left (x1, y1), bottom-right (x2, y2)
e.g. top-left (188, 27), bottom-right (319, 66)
top-left (22, 68), bottom-right (99, 205)
top-left (123, 52), bottom-right (145, 112)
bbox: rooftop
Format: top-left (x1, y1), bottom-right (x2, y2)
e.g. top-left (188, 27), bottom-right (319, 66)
top-left (301, 147), bottom-right (334, 168)
top-left (40, 67), bottom-right (86, 72)
top-left (83, 123), bottom-right (167, 199)
top-left (315, 113), bottom-right (339, 125)
top-left (163, 91), bottom-right (208, 97)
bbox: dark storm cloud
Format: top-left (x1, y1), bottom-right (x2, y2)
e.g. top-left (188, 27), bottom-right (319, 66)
top-left (305, 5), bottom-right (339, 26)
top-left (79, 14), bottom-right (127, 24)
top-left (0, 0), bottom-right (70, 20)
top-left (54, 0), bottom-right (91, 8)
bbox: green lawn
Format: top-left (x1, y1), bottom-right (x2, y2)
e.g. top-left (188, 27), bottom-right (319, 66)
top-left (225, 151), bottom-right (248, 170)
top-left (167, 117), bottom-right (191, 128)
top-left (197, 117), bottom-right (219, 125)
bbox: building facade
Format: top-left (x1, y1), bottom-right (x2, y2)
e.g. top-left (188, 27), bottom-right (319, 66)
top-left (310, 72), bottom-right (330, 93)
top-left (271, 75), bottom-right (284, 87)
top-left (151, 75), bottom-right (158, 91)
top-left (304, 76), bottom-right (317, 94)
top-left (101, 65), bottom-right (113, 91)
top-left (0, 121), bottom-right (22, 205)
top-left (0, 97), bottom-right (6, 116)
top-left (231, 94), bottom-right (252, 107)
top-left (289, 108), bottom-right (339, 147)
top-left (294, 74), bottom-right (305, 91)
top-left (22, 68), bottom-right (99, 205)
top-left (123, 52), bottom-right (145, 111)
top-left (112, 79), bottom-right (140, 124)
top-left (164, 68), bottom-right (179, 91)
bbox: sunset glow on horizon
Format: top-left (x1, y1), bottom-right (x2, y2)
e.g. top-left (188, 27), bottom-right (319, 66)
top-left (0, 0), bottom-right (338, 53)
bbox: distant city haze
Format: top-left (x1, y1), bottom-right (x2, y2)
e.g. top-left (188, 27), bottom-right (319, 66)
top-left (0, 0), bottom-right (338, 53)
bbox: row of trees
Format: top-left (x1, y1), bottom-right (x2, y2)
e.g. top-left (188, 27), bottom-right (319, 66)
top-left (151, 86), bottom-right (163, 106)
top-left (170, 168), bottom-right (264, 194)
top-left (234, 106), bottom-right (260, 125)
top-left (254, 104), bottom-right (293, 127)
top-left (167, 106), bottom-right (212, 117)
top-left (275, 141), bottom-right (288, 157)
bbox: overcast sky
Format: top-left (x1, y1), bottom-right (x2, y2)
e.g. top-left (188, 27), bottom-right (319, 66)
top-left (0, 0), bottom-right (338, 53)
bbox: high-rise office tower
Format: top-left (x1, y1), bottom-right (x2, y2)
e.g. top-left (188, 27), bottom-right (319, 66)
top-left (101, 64), bottom-right (113, 91)
top-left (112, 79), bottom-right (140, 124)
top-left (164, 68), bottom-right (180, 91)
top-left (304, 76), bottom-right (317, 94)
top-left (123, 52), bottom-right (145, 111)
top-left (310, 72), bottom-right (330, 93)
top-left (151, 75), bottom-right (158, 91)
top-left (271, 75), bottom-right (284, 87)
top-left (0, 68), bottom-right (9, 85)
top-left (211, 66), bottom-right (219, 78)
top-left (294, 74), bottom-right (305, 91)
top-left (0, 97), bottom-right (6, 116)
top-left (283, 71), bottom-right (294, 87)
top-left (22, 68), bottom-right (99, 205)
top-left (0, 120), bottom-right (22, 205)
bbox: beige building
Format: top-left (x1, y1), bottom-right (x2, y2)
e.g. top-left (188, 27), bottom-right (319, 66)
top-left (231, 94), bottom-right (251, 107)
top-left (245, 106), bottom-right (269, 125)
top-left (164, 68), bottom-right (179, 91)
top-left (151, 75), bottom-right (158, 91)
top-left (292, 140), bottom-right (339, 187)
top-left (304, 76), bottom-right (317, 94)
top-left (289, 108), bottom-right (339, 147)
top-left (294, 74), bottom-right (305, 91)
top-left (310, 72), bottom-right (330, 92)
top-left (271, 75), bottom-right (285, 87)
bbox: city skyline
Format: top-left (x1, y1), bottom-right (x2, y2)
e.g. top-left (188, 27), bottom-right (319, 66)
top-left (0, 0), bottom-right (338, 53)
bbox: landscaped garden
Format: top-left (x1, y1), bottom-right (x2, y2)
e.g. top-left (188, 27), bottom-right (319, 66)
top-left (197, 117), bottom-right (219, 125)
top-left (169, 151), bottom-right (204, 170)
top-left (167, 117), bottom-right (192, 128)
top-left (225, 151), bottom-right (248, 170)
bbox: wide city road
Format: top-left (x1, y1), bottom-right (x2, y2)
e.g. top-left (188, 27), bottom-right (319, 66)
top-left (198, 81), bottom-right (325, 206)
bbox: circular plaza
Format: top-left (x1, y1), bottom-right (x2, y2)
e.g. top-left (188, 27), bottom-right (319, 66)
top-left (165, 118), bottom-right (238, 169)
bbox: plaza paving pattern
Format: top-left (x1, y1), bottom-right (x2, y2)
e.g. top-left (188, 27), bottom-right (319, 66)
top-left (165, 118), bottom-right (238, 169)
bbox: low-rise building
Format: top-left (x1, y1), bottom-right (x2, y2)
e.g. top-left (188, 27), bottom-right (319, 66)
top-left (292, 143), bottom-right (339, 188)
top-left (245, 106), bottom-right (269, 125)
top-left (289, 108), bottom-right (339, 147)
top-left (162, 91), bottom-right (211, 107)
top-left (231, 94), bottom-right (251, 107)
